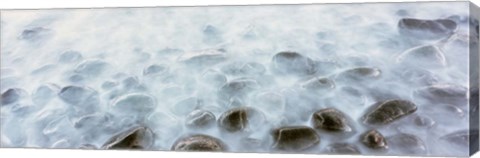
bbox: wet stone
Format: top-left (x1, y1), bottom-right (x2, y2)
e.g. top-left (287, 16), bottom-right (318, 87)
top-left (440, 130), bottom-right (478, 148)
top-left (314, 60), bottom-right (338, 75)
top-left (171, 97), bottom-right (201, 116)
top-left (414, 115), bottom-right (435, 127)
top-left (271, 126), bottom-right (320, 151)
top-left (361, 130), bottom-right (388, 150)
top-left (200, 70), bottom-right (227, 87)
top-left (185, 110), bottom-right (216, 128)
top-left (398, 68), bottom-right (438, 86)
top-left (362, 99), bottom-right (417, 125)
top-left (396, 45), bottom-right (447, 68)
top-left (220, 62), bottom-right (266, 76)
top-left (111, 93), bottom-right (156, 115)
top-left (59, 51), bottom-right (82, 63)
top-left (102, 126), bottom-right (154, 149)
top-left (335, 67), bottom-right (381, 83)
top-left (32, 84), bottom-right (59, 106)
top-left (101, 81), bottom-right (118, 90)
top-left (301, 77), bottom-right (335, 92)
top-left (73, 113), bottom-right (110, 130)
top-left (171, 134), bottom-right (226, 151)
top-left (143, 64), bottom-right (167, 76)
top-left (325, 143), bottom-right (361, 154)
top-left (398, 18), bottom-right (457, 40)
top-left (217, 79), bottom-right (259, 103)
top-left (58, 86), bottom-right (98, 105)
top-left (311, 108), bottom-right (353, 132)
top-left (177, 49), bottom-right (227, 67)
top-left (2, 88), bottom-right (25, 106)
top-left (19, 27), bottom-right (50, 41)
top-left (271, 51), bottom-right (316, 76)
top-left (74, 59), bottom-right (109, 77)
top-left (387, 133), bottom-right (427, 155)
top-left (413, 84), bottom-right (468, 106)
top-left (121, 76), bottom-right (143, 90)
top-left (218, 107), bottom-right (263, 132)
top-left (68, 74), bottom-right (84, 83)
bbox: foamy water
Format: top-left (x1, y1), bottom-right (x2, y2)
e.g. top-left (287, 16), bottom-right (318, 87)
top-left (0, 2), bottom-right (477, 157)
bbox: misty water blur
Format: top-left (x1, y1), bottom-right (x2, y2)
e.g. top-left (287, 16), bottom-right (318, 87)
top-left (0, 2), bottom-right (475, 157)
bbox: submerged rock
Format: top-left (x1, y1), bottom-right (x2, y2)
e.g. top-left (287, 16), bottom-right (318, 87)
top-left (311, 108), bottom-right (353, 132)
top-left (59, 51), bottom-right (83, 63)
top-left (171, 134), bottom-right (226, 151)
top-left (413, 84), bottom-right (468, 106)
top-left (271, 51), bottom-right (316, 76)
top-left (217, 78), bottom-right (259, 103)
top-left (178, 49), bottom-right (227, 67)
top-left (218, 107), bottom-right (264, 132)
top-left (58, 86), bottom-right (98, 105)
top-left (111, 93), bottom-right (156, 115)
top-left (362, 100), bottom-right (417, 125)
top-left (396, 45), bottom-right (447, 67)
top-left (301, 77), bottom-right (335, 92)
top-left (361, 130), bottom-right (388, 150)
top-left (32, 84), bottom-right (59, 105)
top-left (440, 130), bottom-right (478, 148)
top-left (271, 126), bottom-right (320, 151)
top-left (325, 143), bottom-right (361, 154)
top-left (200, 69), bottom-right (227, 87)
top-left (19, 27), bottom-right (50, 41)
top-left (185, 110), bottom-right (216, 128)
top-left (102, 126), bottom-right (154, 149)
top-left (335, 67), bottom-right (381, 83)
top-left (387, 133), bottom-right (427, 155)
top-left (1, 88), bottom-right (26, 106)
top-left (398, 18), bottom-right (457, 40)
top-left (74, 59), bottom-right (110, 77)
top-left (220, 62), bottom-right (266, 76)
top-left (143, 64), bottom-right (168, 76)
top-left (413, 115), bottom-right (436, 128)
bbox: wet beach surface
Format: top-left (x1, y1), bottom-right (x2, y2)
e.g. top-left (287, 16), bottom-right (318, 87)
top-left (0, 2), bottom-right (477, 157)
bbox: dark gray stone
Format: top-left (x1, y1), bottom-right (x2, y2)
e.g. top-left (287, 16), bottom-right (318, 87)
top-left (361, 130), bottom-right (388, 150)
top-left (171, 134), bottom-right (226, 151)
top-left (271, 51), bottom-right (316, 76)
top-left (102, 126), bottom-right (154, 150)
top-left (362, 100), bottom-right (417, 125)
top-left (398, 18), bottom-right (457, 40)
top-left (218, 107), bottom-right (263, 132)
top-left (271, 126), bottom-right (320, 151)
top-left (311, 108), bottom-right (353, 132)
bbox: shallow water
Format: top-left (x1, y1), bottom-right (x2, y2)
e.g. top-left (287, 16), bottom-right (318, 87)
top-left (0, 2), bottom-right (476, 157)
